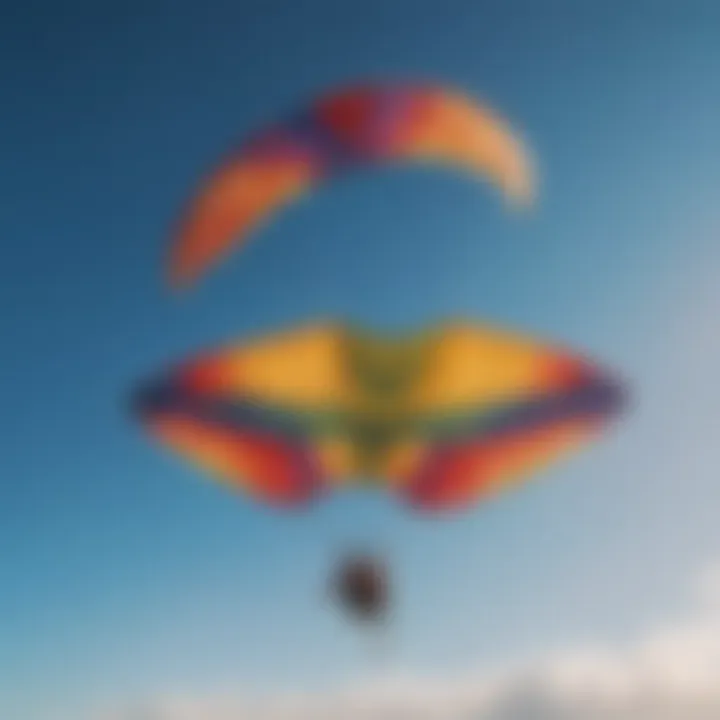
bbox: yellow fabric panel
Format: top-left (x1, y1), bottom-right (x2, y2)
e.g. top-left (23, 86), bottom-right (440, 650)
top-left (412, 323), bottom-right (558, 413)
top-left (217, 324), bottom-right (350, 406)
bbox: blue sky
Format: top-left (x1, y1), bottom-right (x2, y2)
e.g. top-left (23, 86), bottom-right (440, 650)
top-left (2, 1), bottom-right (720, 718)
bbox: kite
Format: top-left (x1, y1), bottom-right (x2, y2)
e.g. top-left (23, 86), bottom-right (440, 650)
top-left (168, 83), bottom-right (534, 289)
top-left (132, 320), bottom-right (625, 512)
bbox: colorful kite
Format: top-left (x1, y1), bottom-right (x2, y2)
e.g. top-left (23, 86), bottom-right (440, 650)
top-left (168, 84), bottom-right (534, 289)
top-left (133, 321), bottom-right (625, 512)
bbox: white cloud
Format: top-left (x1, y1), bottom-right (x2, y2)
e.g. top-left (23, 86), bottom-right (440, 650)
top-left (102, 561), bottom-right (720, 720)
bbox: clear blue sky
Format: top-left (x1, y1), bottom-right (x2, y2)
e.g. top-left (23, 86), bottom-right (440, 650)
top-left (2, 1), bottom-right (720, 718)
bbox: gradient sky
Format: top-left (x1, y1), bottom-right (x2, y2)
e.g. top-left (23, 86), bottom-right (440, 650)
top-left (2, 1), bottom-right (720, 718)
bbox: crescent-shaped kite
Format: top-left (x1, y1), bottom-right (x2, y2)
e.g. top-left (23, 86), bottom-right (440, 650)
top-left (132, 320), bottom-right (625, 512)
top-left (168, 84), bottom-right (535, 289)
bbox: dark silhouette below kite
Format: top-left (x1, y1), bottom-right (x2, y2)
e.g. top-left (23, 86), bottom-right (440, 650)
top-left (330, 553), bottom-right (390, 625)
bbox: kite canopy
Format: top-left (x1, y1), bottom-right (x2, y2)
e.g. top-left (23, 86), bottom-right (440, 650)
top-left (133, 321), bottom-right (625, 512)
top-left (168, 83), bottom-right (535, 289)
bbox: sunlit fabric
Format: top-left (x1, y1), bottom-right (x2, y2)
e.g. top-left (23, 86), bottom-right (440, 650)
top-left (133, 321), bottom-right (624, 511)
top-left (168, 84), bottom-right (534, 288)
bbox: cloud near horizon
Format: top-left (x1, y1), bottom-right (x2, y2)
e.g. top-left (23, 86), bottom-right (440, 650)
top-left (103, 562), bottom-right (720, 720)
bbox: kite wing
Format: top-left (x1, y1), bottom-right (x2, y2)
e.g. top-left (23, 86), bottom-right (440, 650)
top-left (389, 323), bottom-right (625, 511)
top-left (133, 323), bottom-right (352, 507)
